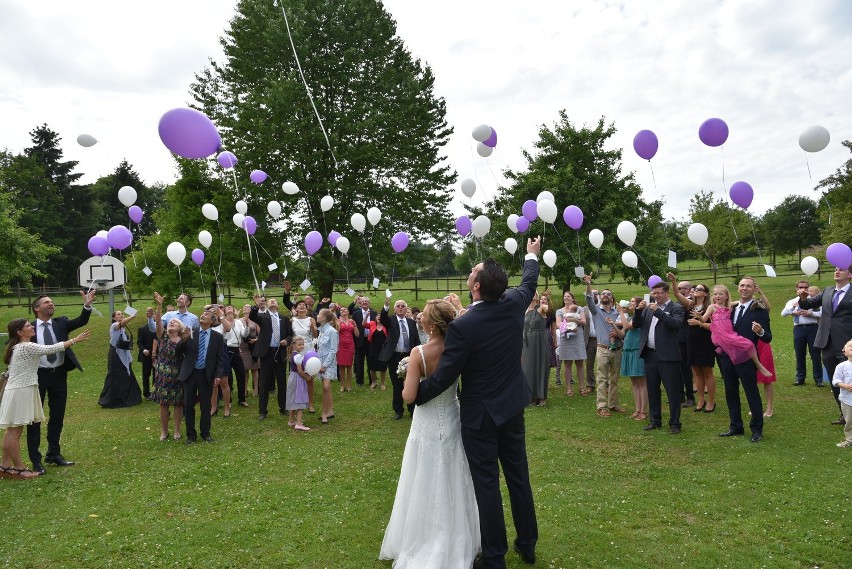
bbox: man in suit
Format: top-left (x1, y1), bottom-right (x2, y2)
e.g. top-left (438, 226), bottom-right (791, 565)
top-left (782, 280), bottom-right (823, 386)
top-left (380, 298), bottom-right (420, 419)
top-left (799, 267), bottom-right (852, 423)
top-left (634, 281), bottom-right (685, 433)
top-left (137, 307), bottom-right (157, 399)
top-left (27, 289), bottom-right (96, 474)
top-left (351, 296), bottom-right (376, 387)
top-left (416, 236), bottom-right (542, 569)
top-left (718, 277), bottom-right (772, 442)
top-left (250, 295), bottom-right (294, 420)
top-left (675, 281), bottom-right (695, 407)
top-left (177, 310), bottom-right (226, 443)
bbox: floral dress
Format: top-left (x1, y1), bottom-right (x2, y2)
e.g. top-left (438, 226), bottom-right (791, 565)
top-left (152, 335), bottom-right (184, 406)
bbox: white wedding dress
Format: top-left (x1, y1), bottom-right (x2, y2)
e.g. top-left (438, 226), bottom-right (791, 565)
top-left (379, 346), bottom-right (481, 568)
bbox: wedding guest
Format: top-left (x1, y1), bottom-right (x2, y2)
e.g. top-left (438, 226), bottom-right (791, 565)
top-left (177, 310), bottom-right (226, 443)
top-left (619, 297), bottom-right (648, 420)
top-left (669, 276), bottom-right (717, 412)
top-left (317, 309), bottom-right (339, 424)
top-left (584, 276), bottom-right (624, 417)
top-left (153, 304), bottom-right (189, 441)
top-left (155, 292), bottom-right (199, 337)
top-left (351, 296), bottom-right (376, 387)
top-left (206, 305), bottom-right (233, 418)
top-left (250, 296), bottom-right (293, 421)
top-left (337, 307), bottom-right (358, 393)
top-left (223, 305), bottom-right (248, 408)
top-left (415, 311), bottom-right (430, 345)
top-left (782, 281), bottom-right (823, 386)
top-left (555, 291), bottom-right (586, 396)
top-left (291, 300), bottom-right (317, 413)
top-left (286, 337), bottom-right (311, 431)
top-left (522, 292), bottom-right (551, 407)
top-left (831, 339), bottom-right (852, 448)
top-left (380, 299), bottom-right (421, 420)
top-left (367, 319), bottom-right (388, 390)
top-left (239, 304), bottom-right (260, 397)
top-left (137, 307), bottom-right (156, 400)
top-left (753, 287), bottom-right (777, 418)
top-left (98, 310), bottom-right (142, 408)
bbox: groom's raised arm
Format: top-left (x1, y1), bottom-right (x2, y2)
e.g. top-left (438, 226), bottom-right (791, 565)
top-left (415, 323), bottom-right (469, 406)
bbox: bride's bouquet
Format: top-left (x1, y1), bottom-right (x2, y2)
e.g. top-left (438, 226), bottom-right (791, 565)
top-left (397, 356), bottom-right (410, 377)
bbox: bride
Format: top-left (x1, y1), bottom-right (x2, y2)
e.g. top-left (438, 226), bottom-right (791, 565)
top-left (379, 299), bottom-right (480, 568)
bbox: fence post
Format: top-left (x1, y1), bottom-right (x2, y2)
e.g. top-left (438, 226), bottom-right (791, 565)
top-left (414, 276), bottom-right (419, 301)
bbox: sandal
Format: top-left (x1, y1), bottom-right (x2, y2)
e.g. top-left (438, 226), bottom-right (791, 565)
top-left (5, 466), bottom-right (39, 479)
top-left (160, 433), bottom-right (169, 441)
top-left (239, 402), bottom-right (250, 408)
top-left (566, 389), bottom-right (574, 397)
top-left (173, 433), bottom-right (182, 441)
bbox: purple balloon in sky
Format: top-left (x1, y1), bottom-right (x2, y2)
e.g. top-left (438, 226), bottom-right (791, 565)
top-left (455, 215), bottom-right (472, 237)
top-left (563, 205), bottom-right (584, 230)
top-left (826, 243), bottom-right (852, 270)
top-left (515, 216), bottom-right (530, 234)
top-left (158, 108), bottom-right (221, 159)
top-left (217, 151), bottom-right (238, 169)
top-left (328, 230), bottom-right (341, 247)
top-left (482, 128), bottom-right (497, 148)
top-left (250, 169), bottom-right (268, 184)
top-left (521, 200), bottom-right (538, 222)
top-left (128, 205), bottom-right (143, 224)
top-left (242, 215), bottom-right (257, 235)
top-left (191, 248), bottom-right (205, 266)
top-left (107, 225), bottom-right (133, 251)
top-left (633, 129), bottom-right (658, 160)
top-left (698, 118), bottom-right (729, 147)
top-left (391, 232), bottom-right (410, 253)
top-left (305, 231), bottom-right (323, 256)
top-left (88, 235), bottom-right (109, 256)
top-left (648, 275), bottom-right (663, 289)
top-left (729, 181), bottom-right (753, 209)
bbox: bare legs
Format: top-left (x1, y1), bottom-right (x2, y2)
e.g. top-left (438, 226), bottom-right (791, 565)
top-left (307, 377), bottom-right (315, 413)
top-left (159, 404), bottom-right (184, 440)
top-left (630, 376), bottom-right (648, 419)
top-left (763, 383), bottom-right (774, 417)
top-left (694, 366), bottom-right (716, 411)
top-left (340, 365), bottom-right (353, 392)
top-left (562, 360), bottom-right (585, 396)
top-left (211, 381), bottom-right (232, 417)
top-left (321, 379), bottom-right (333, 422)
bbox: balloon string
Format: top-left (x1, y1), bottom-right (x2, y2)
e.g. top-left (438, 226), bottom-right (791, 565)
top-left (198, 265), bottom-right (205, 288)
top-left (805, 157), bottom-right (813, 185)
top-left (390, 256), bottom-right (397, 285)
top-left (177, 265), bottom-right (183, 294)
top-left (278, 233), bottom-right (289, 277)
top-left (649, 162), bottom-right (657, 192)
top-left (341, 255), bottom-right (350, 287)
top-left (276, 1), bottom-right (338, 169)
top-left (702, 246), bottom-right (718, 270)
top-left (87, 254), bottom-right (111, 294)
top-left (631, 246), bottom-right (655, 276)
top-left (549, 223), bottom-right (579, 266)
top-left (721, 146), bottom-right (739, 241)
top-left (251, 235), bottom-right (277, 264)
top-left (807, 157), bottom-right (833, 224)
top-left (302, 195), bottom-right (318, 231)
top-left (306, 256), bottom-right (311, 283)
top-left (230, 169), bottom-right (242, 199)
top-left (216, 221), bottom-right (223, 282)
top-left (748, 218), bottom-right (765, 267)
top-left (244, 229), bottom-right (260, 294)
top-left (360, 233), bottom-right (376, 283)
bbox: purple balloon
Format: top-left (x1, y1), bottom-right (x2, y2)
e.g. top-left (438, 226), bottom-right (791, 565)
top-left (304, 350), bottom-right (318, 362)
top-left (242, 215), bottom-right (257, 236)
top-left (391, 231), bottom-right (410, 253)
top-left (305, 230), bottom-right (323, 256)
top-left (515, 216), bottom-right (530, 234)
top-left (217, 151), bottom-right (238, 169)
top-left (826, 243), bottom-right (852, 270)
top-left (699, 118), bottom-right (729, 147)
top-left (729, 181), bottom-right (754, 209)
top-left (191, 248), bottom-right (205, 266)
top-left (328, 230), bottom-right (341, 247)
top-left (563, 205), bottom-right (584, 230)
top-left (648, 275), bottom-right (663, 289)
top-left (128, 205), bottom-right (143, 224)
top-left (158, 108), bottom-right (221, 159)
top-left (250, 169), bottom-right (268, 184)
top-left (633, 130), bottom-right (659, 160)
top-left (87, 235), bottom-right (109, 256)
top-left (107, 225), bottom-right (133, 251)
top-left (521, 200), bottom-right (538, 222)
top-left (483, 128), bottom-right (497, 148)
top-left (455, 215), bottom-right (472, 237)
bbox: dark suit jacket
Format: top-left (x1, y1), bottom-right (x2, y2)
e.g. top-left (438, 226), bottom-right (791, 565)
top-left (799, 286), bottom-right (852, 357)
top-left (634, 300), bottom-right (685, 361)
top-left (728, 300), bottom-right (773, 347)
top-left (415, 258), bottom-right (538, 430)
top-left (249, 307), bottom-right (294, 359)
top-left (137, 323), bottom-right (156, 363)
top-left (177, 328), bottom-right (227, 383)
top-left (378, 308), bottom-right (420, 362)
top-left (351, 305), bottom-right (377, 349)
top-left (31, 306), bottom-right (92, 372)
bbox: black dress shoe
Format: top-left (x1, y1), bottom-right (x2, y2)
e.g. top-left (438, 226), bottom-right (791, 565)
top-left (203, 436), bottom-right (214, 443)
top-left (793, 381), bottom-right (805, 386)
top-left (750, 433), bottom-right (763, 443)
top-left (32, 461), bottom-right (46, 475)
top-left (184, 437), bottom-right (197, 445)
top-left (472, 554), bottom-right (487, 569)
top-left (719, 429), bottom-right (744, 437)
top-left (45, 455), bottom-right (75, 467)
top-left (394, 413), bottom-right (403, 420)
top-left (681, 399), bottom-right (695, 408)
top-left (259, 413), bottom-right (268, 420)
top-left (643, 423), bottom-right (661, 431)
top-left (514, 542), bottom-right (536, 564)
top-left (816, 382), bottom-right (825, 387)
top-left (832, 416), bottom-right (846, 425)
top-left (669, 425), bottom-right (682, 434)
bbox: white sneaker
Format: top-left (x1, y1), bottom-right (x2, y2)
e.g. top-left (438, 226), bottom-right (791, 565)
top-left (836, 441), bottom-right (852, 448)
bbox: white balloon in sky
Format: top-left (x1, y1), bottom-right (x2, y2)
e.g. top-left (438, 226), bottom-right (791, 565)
top-left (588, 229), bottom-right (604, 249)
top-left (235, 200), bottom-right (248, 215)
top-left (202, 203), bottom-right (218, 221)
top-left (542, 249), bottom-right (557, 268)
top-left (472, 124), bottom-right (492, 142)
top-left (77, 134), bottom-right (98, 147)
top-left (504, 237), bottom-right (518, 255)
top-left (282, 181), bottom-right (300, 195)
top-left (536, 199), bottom-right (558, 224)
top-left (198, 230), bottom-right (213, 249)
top-left (621, 250), bottom-right (638, 268)
top-left (336, 236), bottom-right (351, 255)
top-left (476, 142), bottom-right (493, 158)
top-left (616, 220), bottom-right (637, 247)
top-left (267, 201), bottom-right (282, 219)
top-left (507, 214), bottom-right (519, 234)
top-left (320, 195), bottom-right (334, 212)
top-left (687, 223), bottom-right (709, 246)
top-left (117, 186), bottom-right (137, 207)
top-left (351, 213), bottom-right (366, 233)
top-left (166, 242), bottom-right (187, 266)
top-left (367, 207), bottom-right (382, 226)
top-left (233, 213), bottom-right (245, 228)
top-left (536, 191), bottom-right (555, 204)
top-left (460, 178), bottom-right (476, 198)
top-left (471, 215), bottom-right (491, 238)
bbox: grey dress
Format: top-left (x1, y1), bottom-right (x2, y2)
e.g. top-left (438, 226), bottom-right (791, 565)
top-left (522, 309), bottom-right (550, 400)
top-left (556, 308), bottom-right (587, 361)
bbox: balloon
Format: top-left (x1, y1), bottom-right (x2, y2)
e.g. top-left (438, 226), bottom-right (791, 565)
top-left (471, 216), bottom-right (491, 238)
top-left (455, 215), bottom-right (472, 237)
top-left (729, 181), bottom-right (754, 209)
top-left (242, 215), bottom-right (257, 236)
top-left (267, 201), bottom-right (282, 219)
top-left (687, 222), bottom-right (709, 246)
top-left (648, 275), bottom-right (663, 289)
top-left (217, 151), bottom-right (238, 169)
top-left (249, 170), bottom-right (268, 184)
top-left (483, 128), bottom-right (497, 148)
top-left (234, 200), bottom-right (248, 215)
top-left (472, 124), bottom-right (491, 142)
top-left (202, 203), bottom-right (218, 221)
top-left (476, 143), bottom-right (493, 158)
top-left (504, 238), bottom-right (518, 255)
top-left (799, 125), bottom-right (830, 153)
top-left (460, 178), bottom-right (476, 198)
top-left (304, 350), bottom-right (318, 362)
top-left (117, 186), bottom-right (137, 207)
top-left (158, 108), bottom-right (221, 159)
top-left (563, 205), bottom-right (583, 230)
top-left (391, 232), bottom-right (410, 253)
top-left (367, 207), bottom-right (382, 226)
top-left (320, 195), bottom-right (334, 212)
top-left (96, 230), bottom-right (109, 240)
top-left (198, 230), bottom-right (213, 249)
top-left (616, 221), bottom-right (637, 247)
top-left (698, 117), bottom-right (729, 147)
top-left (166, 242), bottom-right (187, 266)
top-left (282, 181), bottom-right (299, 195)
top-left (128, 205), bottom-right (143, 224)
top-left (76, 134), bottom-right (97, 147)
top-left (351, 213), bottom-right (366, 233)
top-left (633, 129), bottom-right (659, 160)
top-left (515, 217), bottom-right (530, 234)
top-left (336, 236), bottom-right (350, 255)
top-left (826, 243), bottom-right (852, 270)
top-left (536, 191), bottom-right (555, 204)
top-left (304, 357), bottom-right (321, 376)
top-left (191, 248), bottom-right (205, 266)
top-left (107, 225), bottom-right (132, 250)
top-left (622, 250), bottom-right (638, 268)
top-left (800, 256), bottom-right (819, 276)
top-left (542, 249), bottom-right (557, 268)
top-left (305, 231), bottom-right (323, 256)
top-left (507, 214), bottom-right (519, 233)
top-left (589, 229), bottom-right (604, 249)
top-left (326, 230), bottom-right (340, 247)
top-left (522, 200), bottom-right (538, 222)
top-left (232, 213), bottom-right (245, 228)
top-left (536, 199), bottom-right (557, 224)
top-left (87, 236), bottom-right (109, 256)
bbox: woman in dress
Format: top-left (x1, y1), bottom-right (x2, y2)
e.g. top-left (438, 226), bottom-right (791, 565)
top-left (367, 319), bottom-right (388, 390)
top-left (316, 308), bottom-right (339, 424)
top-left (152, 303), bottom-right (190, 441)
top-left (380, 299), bottom-right (480, 568)
top-left (523, 292), bottom-right (552, 407)
top-left (337, 306), bottom-right (358, 393)
top-left (223, 305), bottom-right (249, 408)
top-left (98, 310), bottom-right (143, 408)
top-left (1, 319), bottom-right (91, 479)
top-left (285, 337), bottom-right (311, 431)
top-left (754, 286), bottom-right (777, 417)
top-left (292, 300), bottom-right (318, 413)
top-left (239, 304), bottom-right (260, 397)
top-left (556, 291), bottom-right (587, 396)
top-left (700, 285), bottom-right (772, 377)
top-left (618, 297), bottom-right (648, 420)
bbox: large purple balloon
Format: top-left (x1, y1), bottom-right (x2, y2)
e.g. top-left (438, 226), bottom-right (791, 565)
top-left (107, 225), bottom-right (133, 251)
top-left (128, 205), bottom-right (143, 224)
top-left (648, 275), bottom-right (663, 289)
top-left (699, 118), bottom-right (729, 147)
top-left (305, 231), bottom-right (323, 256)
top-left (328, 230), bottom-right (341, 247)
top-left (826, 243), bottom-right (852, 270)
top-left (391, 232), bottom-right (410, 253)
top-left (483, 128), bottom-right (497, 148)
top-left (455, 215), bottom-right (472, 237)
top-left (521, 200), bottom-right (538, 222)
top-left (563, 205), bottom-right (584, 230)
top-left (304, 350), bottom-right (318, 362)
top-left (87, 235), bottom-right (109, 256)
top-left (158, 108), bottom-right (221, 159)
top-left (250, 169), bottom-right (268, 184)
top-left (217, 151), bottom-right (237, 169)
top-left (633, 130), bottom-right (659, 160)
top-left (515, 216), bottom-right (530, 234)
top-left (191, 248), bottom-right (205, 266)
top-left (242, 215), bottom-right (257, 236)
top-left (729, 181), bottom-right (753, 209)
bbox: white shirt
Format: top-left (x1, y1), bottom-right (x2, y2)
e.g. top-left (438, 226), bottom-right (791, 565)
top-left (832, 361), bottom-right (852, 406)
top-left (782, 297), bottom-right (820, 325)
top-left (36, 319), bottom-right (64, 369)
top-left (647, 301), bottom-right (669, 350)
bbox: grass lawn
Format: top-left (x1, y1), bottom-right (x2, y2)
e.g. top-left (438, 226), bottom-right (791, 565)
top-left (1, 268), bottom-right (850, 568)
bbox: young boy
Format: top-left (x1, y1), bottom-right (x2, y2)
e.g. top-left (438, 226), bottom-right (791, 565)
top-left (831, 339), bottom-right (852, 448)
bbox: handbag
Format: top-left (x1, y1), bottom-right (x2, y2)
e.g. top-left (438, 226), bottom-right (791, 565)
top-left (0, 370), bottom-right (8, 404)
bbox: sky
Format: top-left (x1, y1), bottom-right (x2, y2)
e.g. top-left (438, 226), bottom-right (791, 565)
top-left (1, 0), bottom-right (850, 223)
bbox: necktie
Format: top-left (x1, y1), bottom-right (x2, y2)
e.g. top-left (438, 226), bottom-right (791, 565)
top-left (43, 322), bottom-right (57, 363)
top-left (196, 330), bottom-right (208, 369)
top-left (271, 313), bottom-right (280, 347)
top-left (833, 288), bottom-right (844, 312)
top-left (399, 318), bottom-right (408, 352)
top-left (363, 310), bottom-right (369, 324)
top-left (735, 304), bottom-right (746, 326)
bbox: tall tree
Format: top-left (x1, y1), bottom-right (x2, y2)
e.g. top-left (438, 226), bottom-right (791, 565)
top-left (760, 195), bottom-right (820, 262)
top-left (190, 0), bottom-right (454, 298)
top-left (685, 190), bottom-right (751, 271)
top-left (816, 140), bottom-right (852, 247)
top-left (90, 160), bottom-right (164, 236)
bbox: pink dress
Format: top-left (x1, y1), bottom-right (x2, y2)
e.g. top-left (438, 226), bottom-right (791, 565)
top-left (709, 305), bottom-right (758, 365)
top-left (756, 340), bottom-right (777, 385)
top-left (337, 319), bottom-right (356, 366)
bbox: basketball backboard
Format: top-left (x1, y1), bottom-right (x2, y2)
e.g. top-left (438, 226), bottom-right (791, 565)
top-left (78, 256), bottom-right (126, 289)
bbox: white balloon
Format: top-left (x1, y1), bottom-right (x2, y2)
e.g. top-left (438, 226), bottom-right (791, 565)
top-left (166, 242), bottom-right (187, 266)
top-left (687, 223), bottom-right (709, 246)
top-left (351, 213), bottom-right (366, 233)
top-left (536, 199), bottom-right (558, 224)
top-left (616, 221), bottom-right (637, 247)
top-left (235, 200), bottom-right (248, 215)
top-left (117, 186), bottom-right (137, 207)
top-left (536, 191), bottom-right (555, 204)
top-left (202, 203), bottom-right (218, 221)
top-left (460, 178), bottom-right (476, 198)
top-left (282, 181), bottom-right (300, 195)
top-left (504, 237), bottom-right (518, 255)
top-left (96, 230), bottom-right (109, 240)
top-left (543, 249), bottom-right (557, 268)
top-left (76, 133), bottom-right (98, 147)
top-left (304, 357), bottom-right (321, 376)
top-left (233, 213), bottom-right (245, 228)
top-left (471, 215), bottom-right (491, 238)
top-left (799, 125), bottom-right (830, 153)
top-left (472, 124), bottom-right (492, 142)
top-left (621, 250), bottom-right (638, 269)
top-left (801, 255), bottom-right (819, 276)
top-left (367, 207), bottom-right (382, 226)
top-left (507, 214), bottom-right (519, 234)
top-left (198, 230), bottom-right (213, 249)
top-left (476, 142), bottom-right (493, 158)
top-left (320, 195), bottom-right (334, 212)
top-left (589, 229), bottom-right (604, 249)
top-left (335, 236), bottom-right (351, 255)
top-left (267, 200), bottom-right (282, 219)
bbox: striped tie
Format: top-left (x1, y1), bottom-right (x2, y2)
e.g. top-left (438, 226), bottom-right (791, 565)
top-left (196, 330), bottom-right (208, 369)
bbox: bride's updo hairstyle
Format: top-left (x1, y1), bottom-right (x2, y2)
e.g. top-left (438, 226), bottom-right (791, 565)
top-left (423, 299), bottom-right (455, 337)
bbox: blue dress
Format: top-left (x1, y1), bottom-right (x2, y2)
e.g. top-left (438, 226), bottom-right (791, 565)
top-left (619, 320), bottom-right (645, 377)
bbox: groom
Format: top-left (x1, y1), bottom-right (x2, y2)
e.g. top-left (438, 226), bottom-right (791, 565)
top-left (415, 236), bottom-right (541, 569)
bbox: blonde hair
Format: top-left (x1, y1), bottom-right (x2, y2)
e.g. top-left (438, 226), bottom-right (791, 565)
top-left (318, 308), bottom-right (339, 331)
top-left (422, 299), bottom-right (455, 337)
top-left (712, 285), bottom-right (731, 307)
top-left (290, 336), bottom-right (305, 357)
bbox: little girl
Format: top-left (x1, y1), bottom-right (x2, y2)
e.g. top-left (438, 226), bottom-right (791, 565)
top-left (701, 285), bottom-right (772, 377)
top-left (286, 337), bottom-right (311, 432)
